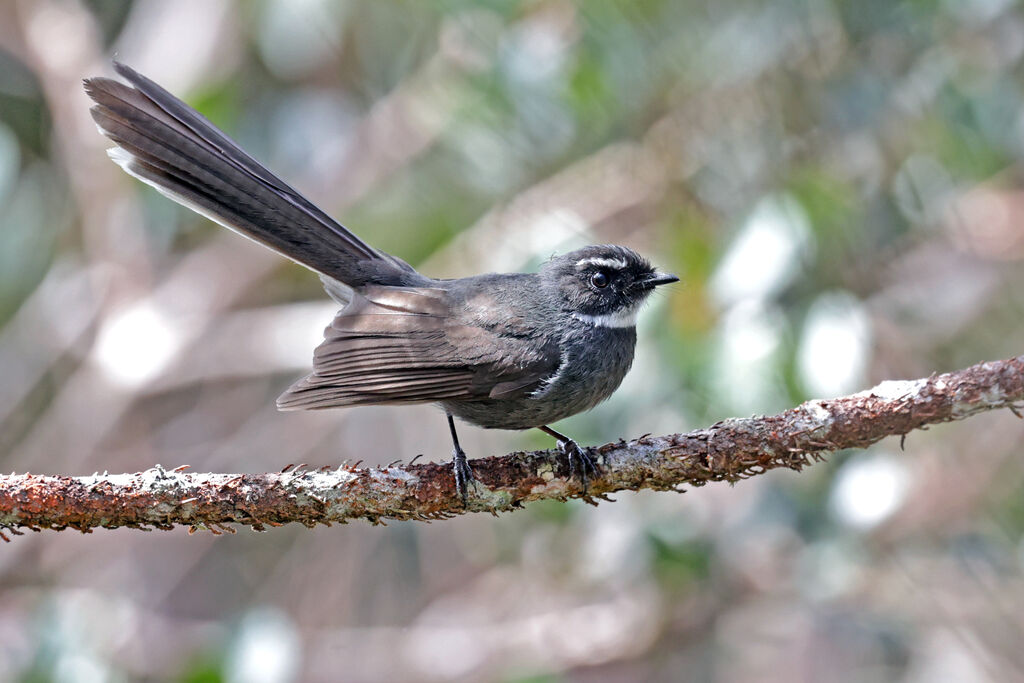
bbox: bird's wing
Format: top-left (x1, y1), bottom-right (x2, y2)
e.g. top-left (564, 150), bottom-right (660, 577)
top-left (276, 287), bottom-right (558, 410)
top-left (85, 62), bottom-right (416, 285)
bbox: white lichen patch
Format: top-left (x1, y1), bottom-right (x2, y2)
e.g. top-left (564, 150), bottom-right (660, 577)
top-left (952, 385), bottom-right (1008, 418)
top-left (79, 467), bottom-right (187, 492)
top-left (468, 486), bottom-right (513, 508)
top-left (368, 467), bottom-right (420, 484)
top-left (805, 400), bottom-right (832, 423)
top-left (857, 378), bottom-right (927, 401)
top-left (300, 469), bottom-right (361, 491)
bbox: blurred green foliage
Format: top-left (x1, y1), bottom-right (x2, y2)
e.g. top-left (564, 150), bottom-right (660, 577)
top-left (1, 0), bottom-right (1024, 680)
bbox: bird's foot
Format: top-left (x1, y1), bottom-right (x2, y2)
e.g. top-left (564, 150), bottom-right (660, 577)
top-left (452, 446), bottom-right (475, 505)
top-left (556, 438), bottom-right (599, 493)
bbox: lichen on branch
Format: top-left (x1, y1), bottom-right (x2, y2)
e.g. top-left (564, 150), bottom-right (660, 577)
top-left (1, 355), bottom-right (1021, 538)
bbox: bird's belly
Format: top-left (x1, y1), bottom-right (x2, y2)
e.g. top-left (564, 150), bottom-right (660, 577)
top-left (441, 326), bottom-right (637, 430)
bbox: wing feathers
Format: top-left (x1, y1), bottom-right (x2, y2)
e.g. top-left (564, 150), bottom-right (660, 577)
top-left (277, 288), bottom-right (477, 410)
top-left (276, 288), bottom-right (555, 410)
top-left (278, 368), bottom-right (474, 410)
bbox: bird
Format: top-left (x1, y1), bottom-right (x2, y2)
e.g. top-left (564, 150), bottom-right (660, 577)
top-left (83, 62), bottom-right (678, 501)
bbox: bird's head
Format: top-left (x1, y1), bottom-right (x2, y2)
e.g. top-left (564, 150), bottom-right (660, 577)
top-left (540, 245), bottom-right (678, 328)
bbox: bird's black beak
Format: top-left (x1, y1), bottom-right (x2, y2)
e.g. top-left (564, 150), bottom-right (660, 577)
top-left (638, 272), bottom-right (680, 289)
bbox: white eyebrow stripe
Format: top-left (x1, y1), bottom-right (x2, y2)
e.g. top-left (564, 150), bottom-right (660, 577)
top-left (576, 256), bottom-right (628, 270)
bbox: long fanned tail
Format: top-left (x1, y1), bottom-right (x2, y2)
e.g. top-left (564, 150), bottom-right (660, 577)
top-left (84, 62), bottom-right (413, 285)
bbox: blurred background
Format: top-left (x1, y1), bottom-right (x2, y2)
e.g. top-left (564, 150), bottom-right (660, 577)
top-left (0, 0), bottom-right (1023, 680)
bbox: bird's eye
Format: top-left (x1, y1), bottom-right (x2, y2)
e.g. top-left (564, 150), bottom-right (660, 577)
top-left (590, 271), bottom-right (609, 288)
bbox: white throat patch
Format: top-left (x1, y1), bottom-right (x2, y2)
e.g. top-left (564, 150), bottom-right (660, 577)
top-left (572, 302), bottom-right (642, 328)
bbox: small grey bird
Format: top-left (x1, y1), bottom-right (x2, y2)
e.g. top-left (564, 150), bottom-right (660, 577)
top-left (84, 63), bottom-right (678, 499)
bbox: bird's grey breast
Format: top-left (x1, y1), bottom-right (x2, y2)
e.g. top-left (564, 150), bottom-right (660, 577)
top-left (531, 317), bottom-right (637, 415)
top-left (440, 276), bottom-right (638, 430)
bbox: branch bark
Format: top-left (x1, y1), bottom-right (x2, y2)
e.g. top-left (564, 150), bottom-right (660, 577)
top-left (1, 355), bottom-right (1022, 538)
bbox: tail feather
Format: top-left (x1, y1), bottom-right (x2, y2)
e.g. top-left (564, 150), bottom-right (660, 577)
top-left (85, 62), bottom-right (410, 284)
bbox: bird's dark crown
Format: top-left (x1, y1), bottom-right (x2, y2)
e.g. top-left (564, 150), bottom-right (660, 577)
top-left (540, 245), bottom-right (676, 322)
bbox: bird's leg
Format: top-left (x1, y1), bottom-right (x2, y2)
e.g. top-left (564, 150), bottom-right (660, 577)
top-left (447, 413), bottom-right (474, 504)
top-left (538, 425), bottom-right (599, 492)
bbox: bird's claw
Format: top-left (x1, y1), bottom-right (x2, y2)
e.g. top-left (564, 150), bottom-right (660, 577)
top-left (557, 438), bottom-right (599, 493)
top-left (452, 447), bottom-right (475, 505)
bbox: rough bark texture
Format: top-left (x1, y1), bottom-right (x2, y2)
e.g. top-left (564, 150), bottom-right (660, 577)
top-left (1, 355), bottom-right (1021, 538)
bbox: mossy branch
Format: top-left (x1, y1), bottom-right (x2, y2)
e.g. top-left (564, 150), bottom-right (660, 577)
top-left (1, 355), bottom-right (1021, 538)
